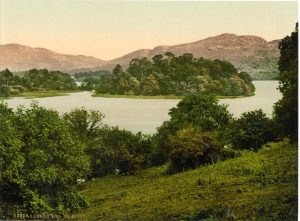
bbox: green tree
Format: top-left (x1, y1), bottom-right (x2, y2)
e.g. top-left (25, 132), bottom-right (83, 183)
top-left (169, 94), bottom-right (232, 131)
top-left (0, 85), bottom-right (10, 97)
top-left (154, 94), bottom-right (232, 166)
top-left (128, 77), bottom-right (140, 94)
top-left (0, 103), bottom-right (24, 216)
top-left (142, 74), bottom-right (160, 95)
top-left (0, 103), bottom-right (90, 216)
top-left (0, 69), bottom-right (13, 86)
top-left (227, 109), bottom-right (275, 151)
top-left (64, 108), bottom-right (104, 145)
top-left (273, 24), bottom-right (298, 140)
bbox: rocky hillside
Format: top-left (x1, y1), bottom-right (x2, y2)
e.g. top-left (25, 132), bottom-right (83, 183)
top-left (0, 34), bottom-right (280, 79)
top-left (102, 34), bottom-right (280, 80)
top-left (0, 44), bottom-right (106, 72)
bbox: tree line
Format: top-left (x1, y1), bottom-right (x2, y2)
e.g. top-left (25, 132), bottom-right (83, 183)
top-left (78, 53), bottom-right (255, 96)
top-left (0, 69), bottom-right (77, 97)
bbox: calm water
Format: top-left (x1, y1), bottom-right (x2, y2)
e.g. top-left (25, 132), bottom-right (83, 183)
top-left (4, 81), bottom-right (281, 134)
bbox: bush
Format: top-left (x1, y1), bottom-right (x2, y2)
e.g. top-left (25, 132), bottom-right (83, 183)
top-left (88, 144), bottom-right (144, 176)
top-left (168, 127), bottom-right (234, 173)
top-left (87, 126), bottom-right (153, 177)
top-left (227, 109), bottom-right (276, 151)
top-left (154, 94), bottom-right (232, 166)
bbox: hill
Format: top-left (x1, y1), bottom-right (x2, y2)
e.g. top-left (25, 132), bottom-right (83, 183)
top-left (1, 33), bottom-right (280, 80)
top-left (76, 139), bottom-right (297, 220)
top-left (101, 34), bottom-right (280, 80)
top-left (0, 44), bottom-right (106, 72)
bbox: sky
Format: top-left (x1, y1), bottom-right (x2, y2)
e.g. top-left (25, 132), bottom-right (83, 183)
top-left (0, 0), bottom-right (298, 60)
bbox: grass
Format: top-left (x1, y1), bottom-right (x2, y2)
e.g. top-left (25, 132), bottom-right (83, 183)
top-left (76, 139), bottom-right (297, 221)
top-left (0, 97), bottom-right (10, 100)
top-left (12, 90), bottom-right (81, 99)
top-left (217, 94), bottom-right (254, 99)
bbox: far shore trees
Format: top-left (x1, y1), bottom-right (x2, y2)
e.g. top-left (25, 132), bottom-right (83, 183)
top-left (78, 53), bottom-right (255, 97)
top-left (0, 69), bottom-right (77, 97)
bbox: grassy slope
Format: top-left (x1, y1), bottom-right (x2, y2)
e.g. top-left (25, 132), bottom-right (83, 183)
top-left (76, 140), bottom-right (297, 221)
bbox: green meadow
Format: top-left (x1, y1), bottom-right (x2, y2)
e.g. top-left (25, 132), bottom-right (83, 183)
top-left (76, 139), bottom-right (297, 221)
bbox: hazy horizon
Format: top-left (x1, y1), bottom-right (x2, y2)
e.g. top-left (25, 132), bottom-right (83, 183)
top-left (0, 0), bottom-right (297, 60)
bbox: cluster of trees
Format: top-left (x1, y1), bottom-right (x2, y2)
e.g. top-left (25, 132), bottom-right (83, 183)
top-left (77, 53), bottom-right (255, 96)
top-left (0, 69), bottom-right (77, 97)
top-left (74, 70), bottom-right (111, 80)
top-left (0, 103), bottom-right (90, 217)
top-left (74, 70), bottom-right (111, 91)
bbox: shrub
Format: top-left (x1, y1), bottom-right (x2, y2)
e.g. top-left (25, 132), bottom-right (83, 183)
top-left (227, 109), bottom-right (276, 151)
top-left (87, 126), bottom-right (152, 177)
top-left (88, 144), bottom-right (144, 177)
top-left (168, 127), bottom-right (234, 173)
top-left (154, 94), bottom-right (232, 166)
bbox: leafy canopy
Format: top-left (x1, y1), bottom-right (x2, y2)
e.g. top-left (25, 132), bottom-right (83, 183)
top-left (273, 24), bottom-right (298, 140)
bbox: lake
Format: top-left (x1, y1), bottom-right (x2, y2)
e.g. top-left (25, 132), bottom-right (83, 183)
top-left (4, 81), bottom-right (281, 134)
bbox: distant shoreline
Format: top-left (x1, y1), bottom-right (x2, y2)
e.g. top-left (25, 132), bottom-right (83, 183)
top-left (92, 94), bottom-right (183, 99)
top-left (4, 90), bottom-right (82, 99)
top-left (92, 93), bottom-right (254, 100)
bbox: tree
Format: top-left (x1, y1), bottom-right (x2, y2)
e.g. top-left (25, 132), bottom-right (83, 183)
top-left (0, 103), bottom-right (90, 216)
top-left (0, 103), bottom-right (24, 216)
top-left (169, 94), bottom-right (232, 131)
top-left (64, 108), bottom-right (104, 145)
top-left (227, 109), bottom-right (275, 151)
top-left (153, 94), bottom-right (232, 166)
top-left (273, 24), bottom-right (298, 140)
top-left (152, 54), bottom-right (164, 67)
top-left (128, 77), bottom-right (140, 94)
top-left (142, 74), bottom-right (160, 95)
top-left (0, 85), bottom-right (10, 97)
top-left (0, 69), bottom-right (13, 86)
top-left (112, 64), bottom-right (123, 75)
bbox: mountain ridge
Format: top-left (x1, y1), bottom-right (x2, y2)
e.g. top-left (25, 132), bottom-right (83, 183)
top-left (0, 44), bottom-right (106, 72)
top-left (97, 33), bottom-right (280, 79)
top-left (0, 33), bottom-right (280, 79)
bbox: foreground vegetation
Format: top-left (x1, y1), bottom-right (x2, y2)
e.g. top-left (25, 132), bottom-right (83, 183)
top-left (76, 139), bottom-right (297, 220)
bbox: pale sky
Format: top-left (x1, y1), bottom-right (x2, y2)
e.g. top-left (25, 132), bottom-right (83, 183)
top-left (0, 0), bottom-right (297, 60)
